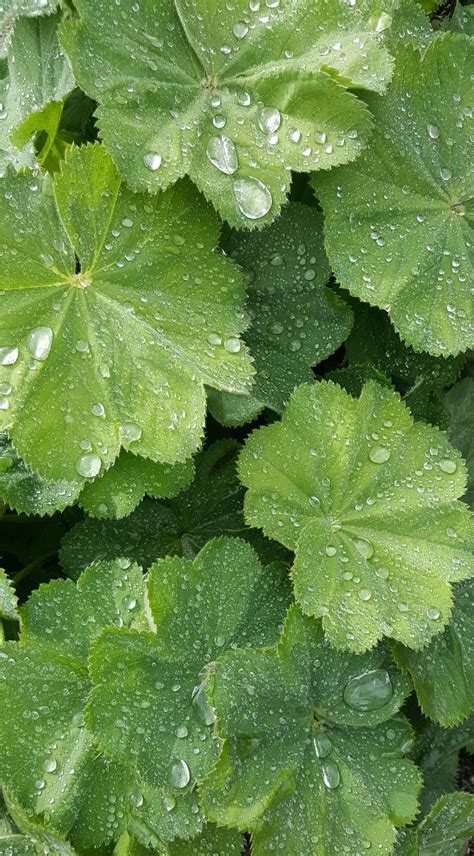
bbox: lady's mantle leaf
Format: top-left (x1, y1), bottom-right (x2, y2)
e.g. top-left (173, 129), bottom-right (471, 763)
top-left (0, 791), bottom-right (75, 856)
top-left (0, 433), bottom-right (81, 515)
top-left (115, 825), bottom-right (243, 856)
top-left (223, 202), bottom-right (352, 413)
top-left (0, 143), bottom-right (253, 481)
top-left (0, 14), bottom-right (74, 175)
top-left (444, 377), bottom-right (474, 506)
top-left (411, 716), bottom-right (474, 817)
top-left (394, 792), bottom-right (474, 856)
top-left (87, 538), bottom-right (291, 843)
top-left (58, 0), bottom-right (392, 228)
top-left (0, 559), bottom-right (148, 850)
top-left (393, 579), bottom-right (474, 726)
top-left (78, 451), bottom-right (194, 520)
top-left (201, 605), bottom-right (418, 856)
top-left (314, 34), bottom-right (473, 356)
top-left (239, 380), bottom-right (474, 652)
top-left (0, 567), bottom-right (18, 620)
top-left (60, 440), bottom-right (288, 579)
top-left (0, 0), bottom-right (62, 57)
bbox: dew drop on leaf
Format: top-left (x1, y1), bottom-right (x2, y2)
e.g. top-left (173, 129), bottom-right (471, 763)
top-left (321, 759), bottom-right (341, 789)
top-left (368, 446), bottom-right (390, 464)
top-left (233, 21), bottom-right (249, 39)
top-left (143, 152), bottom-right (162, 171)
top-left (438, 458), bottom-right (457, 473)
top-left (233, 177), bottom-right (272, 220)
top-left (206, 136), bottom-right (239, 175)
top-left (313, 732), bottom-right (332, 759)
top-left (76, 453), bottom-right (102, 478)
top-left (353, 537), bottom-right (374, 560)
top-left (426, 607), bottom-right (441, 620)
top-left (192, 682), bottom-right (216, 726)
top-left (26, 326), bottom-right (53, 361)
top-left (258, 107), bottom-right (281, 134)
top-left (0, 346), bottom-right (19, 366)
top-left (169, 758), bottom-right (190, 789)
top-left (119, 422), bottom-right (142, 443)
top-left (223, 337), bottom-right (241, 353)
top-left (343, 669), bottom-right (393, 711)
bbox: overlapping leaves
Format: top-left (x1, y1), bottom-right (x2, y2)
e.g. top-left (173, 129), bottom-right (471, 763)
top-left (315, 34), bottom-right (473, 356)
top-left (202, 606), bottom-right (418, 856)
top-left (239, 379), bottom-right (474, 651)
top-left (59, 0), bottom-right (395, 228)
top-left (0, 143), bottom-right (253, 482)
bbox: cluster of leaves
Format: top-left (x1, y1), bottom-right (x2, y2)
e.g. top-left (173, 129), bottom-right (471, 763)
top-left (0, 0), bottom-right (473, 854)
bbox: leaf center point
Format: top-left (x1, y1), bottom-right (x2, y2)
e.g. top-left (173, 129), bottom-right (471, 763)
top-left (70, 272), bottom-right (92, 289)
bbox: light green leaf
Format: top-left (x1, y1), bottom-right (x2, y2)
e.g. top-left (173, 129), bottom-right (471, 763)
top-left (314, 34), bottom-right (473, 356)
top-left (446, 2), bottom-right (474, 36)
top-left (224, 202), bottom-right (353, 412)
top-left (206, 387), bottom-right (263, 428)
top-left (87, 538), bottom-right (291, 843)
top-left (0, 566), bottom-right (17, 620)
top-left (0, 792), bottom-right (76, 856)
top-left (239, 380), bottom-right (474, 652)
top-left (394, 792), bottom-right (474, 856)
top-left (445, 377), bottom-right (474, 505)
top-left (79, 451), bottom-right (195, 520)
top-left (0, 144), bottom-right (253, 482)
top-left (0, 0), bottom-right (62, 57)
top-left (383, 0), bottom-right (433, 52)
top-left (0, 14), bottom-right (74, 175)
top-left (201, 605), bottom-right (418, 856)
top-left (0, 559), bottom-right (148, 850)
top-left (58, 0), bottom-right (393, 228)
top-left (60, 440), bottom-right (288, 579)
top-left (412, 716), bottom-right (474, 816)
top-left (393, 580), bottom-right (474, 725)
top-left (0, 433), bottom-right (81, 515)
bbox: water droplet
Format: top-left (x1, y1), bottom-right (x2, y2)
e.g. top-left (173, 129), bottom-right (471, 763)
top-left (398, 602), bottom-right (409, 613)
top-left (321, 760), bottom-right (341, 789)
top-left (0, 346), bottom-right (18, 366)
top-left (206, 135), bottom-right (239, 175)
top-left (369, 446), bottom-right (390, 464)
top-left (325, 545), bottom-right (337, 557)
top-left (122, 217), bottom-right (133, 228)
top-left (354, 538), bottom-right (374, 560)
top-left (44, 758), bottom-right (57, 773)
top-left (213, 114), bottom-right (226, 129)
top-left (427, 124), bottom-right (439, 139)
top-left (163, 794), bottom-right (176, 812)
top-left (92, 403), bottom-right (105, 417)
top-left (233, 21), bottom-right (249, 38)
top-left (169, 759), bottom-right (190, 789)
top-left (144, 152), bottom-right (162, 171)
top-left (358, 588), bottom-right (372, 601)
top-left (289, 128), bottom-right (301, 143)
top-left (192, 682), bottom-right (216, 726)
top-left (120, 422), bottom-right (142, 443)
top-left (0, 398), bottom-right (9, 410)
top-left (438, 458), bottom-right (457, 473)
top-left (258, 107), bottom-right (281, 134)
top-left (313, 732), bottom-right (332, 759)
top-left (343, 669), bottom-right (393, 711)
top-left (26, 327), bottom-right (53, 361)
top-left (223, 337), bottom-right (241, 353)
top-left (426, 607), bottom-right (440, 620)
top-left (234, 176), bottom-right (272, 220)
top-left (207, 332), bottom-right (222, 346)
top-left (76, 453), bottom-right (102, 478)
top-left (440, 168), bottom-right (452, 182)
top-left (176, 725), bottom-right (188, 738)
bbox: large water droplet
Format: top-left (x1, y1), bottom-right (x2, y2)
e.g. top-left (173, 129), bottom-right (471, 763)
top-left (169, 759), bottom-right (190, 789)
top-left (258, 107), bottom-right (281, 134)
top-left (26, 327), bottom-right (53, 361)
top-left (313, 732), bottom-right (332, 759)
top-left (353, 537), bottom-right (374, 560)
top-left (120, 422), bottom-right (142, 443)
top-left (369, 446), bottom-right (390, 464)
top-left (206, 136), bottom-right (239, 175)
top-left (427, 124), bottom-right (439, 140)
top-left (44, 757), bottom-right (57, 773)
top-left (223, 337), bottom-right (241, 353)
top-left (343, 669), bottom-right (393, 711)
top-left (144, 152), bottom-right (162, 171)
top-left (192, 682), bottom-right (216, 726)
top-left (234, 177), bottom-right (272, 220)
top-left (438, 458), bottom-right (457, 474)
top-left (0, 346), bottom-right (18, 366)
top-left (76, 453), bottom-right (102, 478)
top-left (233, 21), bottom-right (249, 38)
top-left (321, 760), bottom-right (340, 789)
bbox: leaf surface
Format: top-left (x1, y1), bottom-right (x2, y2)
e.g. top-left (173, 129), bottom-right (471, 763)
top-left (314, 35), bottom-right (474, 355)
top-left (0, 566), bottom-right (17, 620)
top-left (445, 377), bottom-right (474, 505)
top-left (394, 792), bottom-right (474, 856)
top-left (239, 380), bottom-right (474, 651)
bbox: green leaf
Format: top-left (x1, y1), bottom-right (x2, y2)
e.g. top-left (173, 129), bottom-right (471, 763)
top-left (239, 380), bottom-right (474, 652)
top-left (78, 451), bottom-right (195, 520)
top-left (446, 2), bottom-right (474, 36)
top-left (314, 34), bottom-right (474, 356)
top-left (87, 537), bottom-right (291, 843)
top-left (206, 387), bottom-right (263, 428)
top-left (411, 715), bottom-right (474, 816)
top-left (394, 793), bottom-right (474, 856)
top-left (0, 566), bottom-right (17, 620)
top-left (0, 143), bottom-right (253, 482)
top-left (340, 300), bottom-right (464, 427)
top-left (0, 433), bottom-right (81, 515)
top-left (58, 0), bottom-right (393, 228)
top-left (115, 825), bottom-right (243, 856)
top-left (0, 559), bottom-right (148, 850)
top-left (0, 0), bottom-right (62, 57)
top-left (0, 791), bottom-right (76, 856)
top-left (224, 202), bottom-right (353, 412)
top-left (60, 440), bottom-right (289, 579)
top-left (445, 377), bottom-right (474, 505)
top-left (393, 579), bottom-right (474, 725)
top-left (0, 14), bottom-right (74, 175)
top-left (201, 605), bottom-right (418, 856)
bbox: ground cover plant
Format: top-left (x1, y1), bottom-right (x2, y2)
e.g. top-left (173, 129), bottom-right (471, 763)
top-left (0, 0), bottom-right (473, 854)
